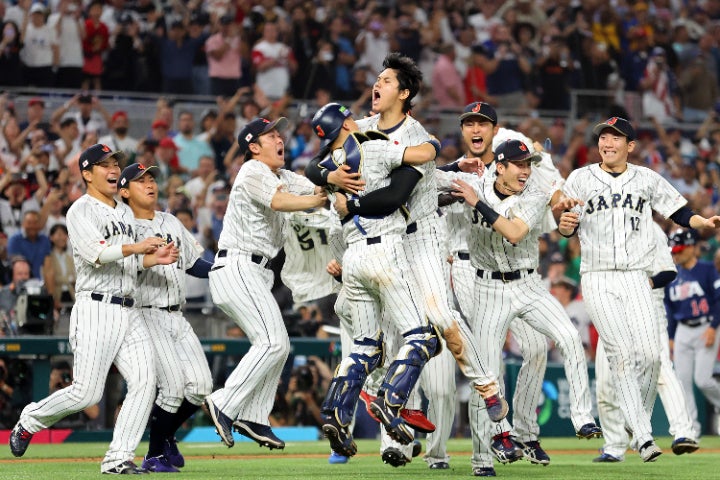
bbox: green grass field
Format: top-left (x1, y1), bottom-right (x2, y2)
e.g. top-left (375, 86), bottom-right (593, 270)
top-left (1, 436), bottom-right (718, 479)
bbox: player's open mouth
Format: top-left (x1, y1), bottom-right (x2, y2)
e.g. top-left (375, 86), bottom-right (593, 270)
top-left (277, 147), bottom-right (284, 156)
top-left (373, 90), bottom-right (381, 101)
top-left (471, 136), bottom-right (484, 148)
top-left (108, 177), bottom-right (117, 185)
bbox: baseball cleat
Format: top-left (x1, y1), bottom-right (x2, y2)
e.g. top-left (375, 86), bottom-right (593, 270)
top-left (671, 437), bottom-right (699, 455)
top-left (101, 460), bottom-right (148, 474)
top-left (639, 440), bottom-right (662, 462)
top-left (401, 409), bottom-right (435, 433)
top-left (141, 455), bottom-right (180, 473)
top-left (369, 398), bottom-right (413, 445)
top-left (163, 437), bottom-right (184, 468)
top-left (490, 432), bottom-right (524, 464)
top-left (321, 418), bottom-right (357, 457)
top-left (204, 397), bottom-right (235, 447)
top-left (381, 447), bottom-right (410, 467)
top-left (483, 393), bottom-right (509, 422)
top-left (521, 440), bottom-right (550, 465)
top-left (411, 439), bottom-right (422, 457)
top-left (328, 451), bottom-right (349, 464)
top-left (9, 423), bottom-right (33, 457)
top-left (576, 422), bottom-right (603, 439)
top-left (429, 461), bottom-right (449, 469)
top-left (359, 390), bottom-right (380, 422)
top-left (593, 452), bottom-right (622, 463)
top-left (473, 466), bottom-right (497, 476)
top-left (233, 419), bottom-right (285, 450)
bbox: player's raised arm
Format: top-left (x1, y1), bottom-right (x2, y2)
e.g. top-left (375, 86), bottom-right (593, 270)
top-left (270, 185), bottom-right (327, 212)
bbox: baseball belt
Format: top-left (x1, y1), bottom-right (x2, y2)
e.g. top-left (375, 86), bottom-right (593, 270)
top-left (476, 269), bottom-right (534, 282)
top-left (142, 305), bottom-right (182, 312)
top-left (90, 292), bottom-right (135, 308)
top-left (681, 316), bottom-right (709, 327)
top-left (456, 252), bottom-right (470, 261)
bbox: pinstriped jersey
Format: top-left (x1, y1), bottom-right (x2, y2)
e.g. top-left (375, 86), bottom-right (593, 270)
top-left (66, 195), bottom-right (138, 297)
top-left (356, 114), bottom-right (434, 223)
top-left (563, 163), bottom-right (687, 273)
top-left (218, 159), bottom-right (316, 259)
top-left (134, 212), bottom-right (204, 308)
top-left (281, 208), bottom-right (339, 303)
top-left (465, 173), bottom-right (549, 271)
top-left (443, 200), bottom-right (470, 255)
top-left (651, 221), bottom-right (676, 303)
top-left (338, 139), bottom-right (407, 244)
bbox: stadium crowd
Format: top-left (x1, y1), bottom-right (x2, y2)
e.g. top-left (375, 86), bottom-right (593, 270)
top-left (1, 0), bottom-right (720, 436)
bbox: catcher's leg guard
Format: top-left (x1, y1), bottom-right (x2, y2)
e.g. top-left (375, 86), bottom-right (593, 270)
top-left (321, 334), bottom-right (385, 425)
top-left (380, 325), bottom-right (439, 407)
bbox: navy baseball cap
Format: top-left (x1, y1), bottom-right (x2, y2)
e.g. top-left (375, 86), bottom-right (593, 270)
top-left (495, 139), bottom-right (540, 163)
top-left (592, 117), bottom-right (636, 141)
top-left (237, 117), bottom-right (289, 153)
top-left (312, 103), bottom-right (352, 148)
top-left (118, 163), bottom-right (159, 189)
top-left (78, 144), bottom-right (125, 171)
top-left (459, 102), bottom-right (497, 125)
top-left (669, 229), bottom-right (699, 253)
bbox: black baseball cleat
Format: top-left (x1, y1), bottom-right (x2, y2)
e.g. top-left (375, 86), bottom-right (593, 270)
top-left (429, 461), bottom-right (449, 469)
top-left (411, 439), bottom-right (421, 457)
top-left (483, 393), bottom-right (509, 422)
top-left (521, 440), bottom-right (550, 465)
top-left (9, 423), bottom-right (33, 457)
top-left (204, 397), bottom-right (235, 447)
top-left (381, 447), bottom-right (410, 467)
top-left (576, 422), bottom-right (603, 439)
top-left (101, 460), bottom-right (148, 474)
top-left (671, 437), bottom-right (699, 455)
top-left (473, 467), bottom-right (497, 477)
top-left (490, 432), bottom-right (524, 464)
top-left (321, 417), bottom-right (357, 457)
top-left (163, 437), bottom-right (184, 468)
top-left (369, 398), bottom-right (413, 445)
top-left (233, 419), bottom-right (285, 449)
top-left (639, 440), bottom-right (662, 462)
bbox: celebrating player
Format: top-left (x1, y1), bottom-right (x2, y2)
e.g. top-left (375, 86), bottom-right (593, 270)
top-left (203, 117), bottom-right (327, 450)
top-left (557, 117), bottom-right (720, 462)
top-left (118, 162), bottom-right (214, 472)
top-left (9, 144), bottom-right (179, 474)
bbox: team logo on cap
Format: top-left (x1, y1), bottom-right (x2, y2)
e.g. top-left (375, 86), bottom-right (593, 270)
top-left (101, 144), bottom-right (111, 152)
top-left (82, 159), bottom-right (89, 168)
top-left (244, 133), bottom-right (253, 142)
top-left (315, 125), bottom-right (326, 137)
top-left (262, 119), bottom-right (270, 124)
top-left (138, 164), bottom-right (146, 170)
top-left (120, 178), bottom-right (127, 186)
top-left (472, 103), bottom-right (482, 113)
top-left (497, 153), bottom-right (505, 160)
top-left (519, 143), bottom-right (527, 152)
top-left (606, 117), bottom-right (618, 126)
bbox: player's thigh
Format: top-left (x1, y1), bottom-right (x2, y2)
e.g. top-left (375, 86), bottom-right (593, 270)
top-left (451, 258), bottom-right (476, 319)
top-left (470, 280), bottom-right (514, 367)
top-left (115, 309), bottom-right (156, 386)
top-left (405, 233), bottom-right (454, 323)
top-left (139, 309), bottom-right (185, 394)
top-left (509, 317), bottom-right (548, 361)
top-left (420, 340), bottom-right (455, 396)
top-left (175, 317), bottom-right (213, 397)
top-left (519, 278), bottom-right (581, 346)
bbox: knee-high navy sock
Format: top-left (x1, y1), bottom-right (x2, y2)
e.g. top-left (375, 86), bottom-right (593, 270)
top-left (148, 404), bottom-right (176, 457)
top-left (168, 399), bottom-right (201, 438)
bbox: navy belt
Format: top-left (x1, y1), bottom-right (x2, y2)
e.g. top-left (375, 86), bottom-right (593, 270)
top-left (91, 292), bottom-right (135, 308)
top-left (217, 250), bottom-right (270, 268)
top-left (457, 252), bottom-right (470, 261)
top-left (143, 304), bottom-right (181, 312)
top-left (682, 316), bottom-right (709, 328)
top-left (367, 236), bottom-right (381, 245)
top-left (477, 269), bottom-right (534, 282)
top-left (406, 222), bottom-right (418, 234)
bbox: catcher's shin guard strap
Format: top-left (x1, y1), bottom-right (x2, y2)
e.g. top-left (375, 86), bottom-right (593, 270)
top-left (380, 334), bottom-right (434, 407)
top-left (321, 376), bottom-right (364, 426)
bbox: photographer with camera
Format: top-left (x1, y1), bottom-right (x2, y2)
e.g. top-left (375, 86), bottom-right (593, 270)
top-left (0, 256), bottom-right (54, 335)
top-left (284, 357), bottom-right (332, 428)
top-left (47, 360), bottom-right (101, 429)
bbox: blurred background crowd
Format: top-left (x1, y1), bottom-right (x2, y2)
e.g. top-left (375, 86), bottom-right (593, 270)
top-left (2, 0), bottom-right (720, 434)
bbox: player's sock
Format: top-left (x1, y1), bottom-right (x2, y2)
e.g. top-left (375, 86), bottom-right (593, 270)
top-left (168, 399), bottom-right (201, 437)
top-left (148, 404), bottom-right (176, 457)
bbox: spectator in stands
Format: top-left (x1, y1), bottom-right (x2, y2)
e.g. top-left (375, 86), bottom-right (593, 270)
top-left (82, 0), bottom-right (109, 91)
top-left (39, 183), bottom-right (67, 236)
top-left (391, 13), bottom-right (423, 64)
top-left (98, 111), bottom-right (139, 158)
top-left (48, 0), bottom-right (83, 89)
top-left (252, 20), bottom-right (296, 101)
top-left (149, 118), bottom-right (171, 145)
top-left (196, 184), bottom-right (227, 246)
top-left (3, 0), bottom-right (31, 33)
top-left (20, 3), bottom-right (58, 88)
top-left (153, 19), bottom-right (207, 95)
top-left (51, 93), bottom-right (110, 138)
top-left (19, 97), bottom-right (48, 133)
top-left (481, 22), bottom-right (531, 111)
top-left (208, 111), bottom-right (236, 176)
top-left (102, 13), bottom-right (144, 91)
top-left (53, 118), bottom-right (81, 168)
top-left (326, 16), bottom-right (357, 100)
top-left (188, 12), bottom-right (211, 95)
top-left (173, 111), bottom-right (214, 173)
top-left (0, 173), bottom-right (41, 239)
top-left (0, 256), bottom-right (31, 315)
top-left (640, 47), bottom-right (680, 124)
top-left (205, 15), bottom-right (244, 97)
top-left (174, 207), bottom-right (213, 309)
top-left (536, 35), bottom-right (575, 111)
top-left (550, 276), bottom-right (593, 361)
top-left (184, 155), bottom-right (218, 209)
top-left (431, 43), bottom-right (465, 110)
top-left (0, 20), bottom-right (23, 86)
top-left (7, 211), bottom-right (50, 280)
top-left (678, 48), bottom-right (719, 123)
top-left (41, 224), bottom-right (74, 311)
top-left (288, 4), bottom-right (324, 99)
top-left (355, 9), bottom-right (391, 81)
top-left (152, 97), bottom-right (177, 136)
top-left (1, 114), bottom-right (32, 171)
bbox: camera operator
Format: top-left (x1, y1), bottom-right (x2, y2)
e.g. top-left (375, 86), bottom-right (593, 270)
top-left (0, 256), bottom-right (54, 335)
top-left (48, 360), bottom-right (101, 429)
top-left (284, 357), bottom-right (332, 427)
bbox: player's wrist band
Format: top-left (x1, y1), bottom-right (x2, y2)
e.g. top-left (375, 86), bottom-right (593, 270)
top-left (558, 226), bottom-right (577, 238)
top-left (425, 138), bottom-right (441, 158)
top-left (474, 200), bottom-right (499, 225)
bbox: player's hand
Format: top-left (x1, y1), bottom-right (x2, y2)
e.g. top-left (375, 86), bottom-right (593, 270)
top-left (135, 236), bottom-right (167, 254)
top-left (451, 179), bottom-right (479, 206)
top-left (703, 215), bottom-right (720, 229)
top-left (702, 326), bottom-right (716, 348)
top-left (327, 165), bottom-right (365, 195)
top-left (552, 195), bottom-right (584, 213)
top-left (558, 211), bottom-right (579, 236)
top-left (334, 193), bottom-right (350, 217)
top-left (326, 259), bottom-right (342, 277)
top-left (154, 241), bottom-right (179, 265)
top-left (457, 157), bottom-right (486, 176)
top-left (309, 189), bottom-right (328, 208)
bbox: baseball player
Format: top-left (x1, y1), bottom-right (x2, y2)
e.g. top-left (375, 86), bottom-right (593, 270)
top-left (439, 103), bottom-right (555, 471)
top-left (665, 228), bottom-right (720, 439)
top-left (311, 54), bottom-right (508, 468)
top-left (9, 144), bottom-right (179, 474)
top-left (558, 116), bottom-right (720, 462)
top-left (309, 101), bottom-right (442, 459)
top-left (594, 222), bottom-right (699, 462)
top-left (118, 162), bottom-right (214, 472)
top-left (203, 117), bottom-right (327, 450)
top-left (451, 139), bottom-right (600, 476)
